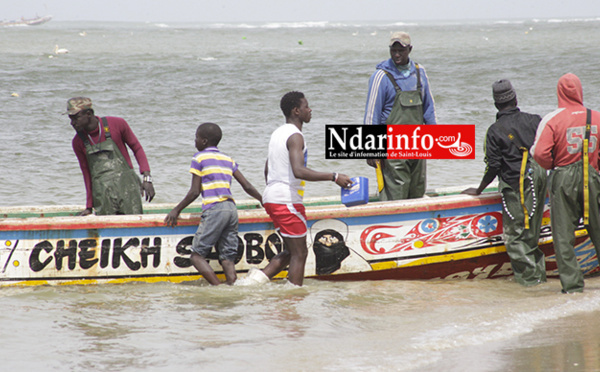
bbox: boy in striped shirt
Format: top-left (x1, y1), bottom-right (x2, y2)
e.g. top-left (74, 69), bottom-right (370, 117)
top-left (164, 122), bottom-right (262, 285)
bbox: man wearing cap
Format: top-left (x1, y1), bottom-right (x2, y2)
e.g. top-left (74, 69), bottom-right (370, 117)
top-left (531, 73), bottom-right (600, 293)
top-left (66, 97), bottom-right (155, 216)
top-left (462, 79), bottom-right (547, 286)
top-left (364, 31), bottom-right (437, 201)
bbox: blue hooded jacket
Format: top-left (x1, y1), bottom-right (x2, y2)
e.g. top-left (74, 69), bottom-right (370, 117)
top-left (363, 58), bottom-right (437, 125)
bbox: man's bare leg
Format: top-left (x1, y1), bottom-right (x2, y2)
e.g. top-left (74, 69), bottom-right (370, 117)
top-left (261, 236), bottom-right (307, 286)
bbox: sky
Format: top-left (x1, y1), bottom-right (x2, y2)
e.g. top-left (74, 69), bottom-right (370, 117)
top-left (5, 0), bottom-right (600, 23)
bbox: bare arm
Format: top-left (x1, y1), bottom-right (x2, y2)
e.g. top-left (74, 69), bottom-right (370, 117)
top-left (164, 174), bottom-right (202, 227)
top-left (461, 168), bottom-right (498, 195)
top-left (264, 160), bottom-right (268, 185)
top-left (233, 169), bottom-right (263, 205)
top-left (287, 133), bottom-right (353, 188)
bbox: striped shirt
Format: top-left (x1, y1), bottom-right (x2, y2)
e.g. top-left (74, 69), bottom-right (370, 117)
top-left (190, 147), bottom-right (238, 210)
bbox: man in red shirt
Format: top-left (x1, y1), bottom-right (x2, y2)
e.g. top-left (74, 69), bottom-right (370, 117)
top-left (67, 97), bottom-right (155, 215)
top-left (532, 74), bottom-right (600, 293)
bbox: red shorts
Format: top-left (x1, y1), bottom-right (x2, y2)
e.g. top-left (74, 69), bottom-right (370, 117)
top-left (264, 203), bottom-right (307, 238)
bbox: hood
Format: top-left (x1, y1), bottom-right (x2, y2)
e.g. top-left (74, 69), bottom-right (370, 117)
top-left (557, 73), bottom-right (583, 108)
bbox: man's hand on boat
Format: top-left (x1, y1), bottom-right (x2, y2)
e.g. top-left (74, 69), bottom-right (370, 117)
top-left (164, 210), bottom-right (180, 227)
top-left (77, 207), bottom-right (94, 216)
top-left (461, 187), bottom-right (481, 196)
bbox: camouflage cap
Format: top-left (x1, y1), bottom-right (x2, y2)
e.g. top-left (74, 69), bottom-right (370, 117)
top-left (64, 97), bottom-right (92, 115)
top-left (389, 31), bottom-right (411, 47)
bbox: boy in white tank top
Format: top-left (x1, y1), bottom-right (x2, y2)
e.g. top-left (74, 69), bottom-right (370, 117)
top-left (237, 91), bottom-right (353, 287)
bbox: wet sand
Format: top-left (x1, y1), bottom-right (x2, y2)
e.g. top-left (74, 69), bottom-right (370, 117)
top-left (417, 277), bottom-right (600, 372)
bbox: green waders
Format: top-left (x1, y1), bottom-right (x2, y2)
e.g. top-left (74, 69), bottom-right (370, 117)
top-left (380, 65), bottom-right (426, 201)
top-left (499, 159), bottom-right (547, 286)
top-left (549, 160), bottom-right (600, 293)
top-left (80, 117), bottom-right (143, 215)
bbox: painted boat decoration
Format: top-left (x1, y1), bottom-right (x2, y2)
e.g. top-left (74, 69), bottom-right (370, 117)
top-left (0, 186), bottom-right (598, 286)
top-left (0, 15), bottom-right (52, 27)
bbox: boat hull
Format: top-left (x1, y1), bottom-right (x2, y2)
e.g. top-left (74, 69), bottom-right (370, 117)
top-left (1, 189), bottom-right (598, 286)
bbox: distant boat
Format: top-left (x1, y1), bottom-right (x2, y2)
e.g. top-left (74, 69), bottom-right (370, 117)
top-left (0, 15), bottom-right (52, 27)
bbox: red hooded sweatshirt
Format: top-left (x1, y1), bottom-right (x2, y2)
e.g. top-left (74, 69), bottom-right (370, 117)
top-left (532, 73), bottom-right (600, 171)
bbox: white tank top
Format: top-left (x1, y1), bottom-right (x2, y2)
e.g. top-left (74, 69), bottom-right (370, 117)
top-left (263, 123), bottom-right (307, 204)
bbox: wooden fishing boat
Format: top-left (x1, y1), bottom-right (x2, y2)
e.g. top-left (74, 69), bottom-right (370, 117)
top-left (0, 185), bottom-right (597, 286)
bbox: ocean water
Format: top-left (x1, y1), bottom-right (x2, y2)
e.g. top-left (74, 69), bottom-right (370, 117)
top-left (2, 18), bottom-right (600, 371)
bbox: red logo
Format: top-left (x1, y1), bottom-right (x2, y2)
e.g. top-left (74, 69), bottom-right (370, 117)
top-left (386, 125), bottom-right (475, 159)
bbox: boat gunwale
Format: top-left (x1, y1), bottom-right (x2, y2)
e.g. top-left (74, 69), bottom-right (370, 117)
top-left (0, 192), bottom-right (501, 231)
